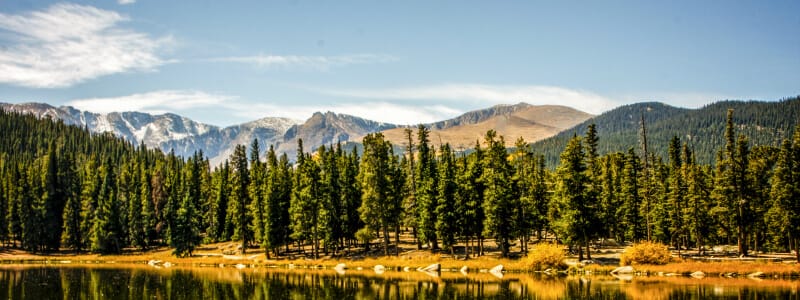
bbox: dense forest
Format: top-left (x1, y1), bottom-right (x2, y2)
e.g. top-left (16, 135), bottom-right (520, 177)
top-left (531, 97), bottom-right (800, 166)
top-left (0, 105), bottom-right (799, 262)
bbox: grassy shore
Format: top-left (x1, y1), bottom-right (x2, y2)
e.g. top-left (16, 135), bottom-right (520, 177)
top-left (1, 242), bottom-right (798, 278)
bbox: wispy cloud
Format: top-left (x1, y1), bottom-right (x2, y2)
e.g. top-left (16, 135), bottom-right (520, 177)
top-left (0, 3), bottom-right (172, 88)
top-left (118, 0), bottom-right (136, 5)
top-left (212, 54), bottom-right (398, 71)
top-left (68, 90), bottom-right (234, 115)
top-left (320, 84), bottom-right (619, 114)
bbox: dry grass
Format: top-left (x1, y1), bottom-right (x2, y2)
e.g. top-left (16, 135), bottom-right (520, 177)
top-left (630, 260), bottom-right (800, 277)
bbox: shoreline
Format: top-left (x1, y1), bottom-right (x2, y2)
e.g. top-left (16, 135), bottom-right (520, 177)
top-left (0, 250), bottom-right (797, 279)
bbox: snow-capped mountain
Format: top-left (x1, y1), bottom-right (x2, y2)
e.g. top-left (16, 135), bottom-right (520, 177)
top-left (1, 101), bottom-right (592, 166)
top-left (0, 102), bottom-right (299, 165)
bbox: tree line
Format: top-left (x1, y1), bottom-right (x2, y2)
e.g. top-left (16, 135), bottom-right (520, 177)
top-left (0, 108), bottom-right (799, 262)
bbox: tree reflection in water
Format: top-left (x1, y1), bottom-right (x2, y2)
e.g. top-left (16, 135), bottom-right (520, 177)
top-left (0, 266), bottom-right (796, 299)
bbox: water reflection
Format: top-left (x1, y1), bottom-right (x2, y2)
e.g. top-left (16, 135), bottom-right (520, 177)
top-left (0, 265), bottom-right (797, 299)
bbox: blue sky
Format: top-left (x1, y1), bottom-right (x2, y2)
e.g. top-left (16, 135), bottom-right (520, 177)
top-left (0, 1), bottom-right (798, 126)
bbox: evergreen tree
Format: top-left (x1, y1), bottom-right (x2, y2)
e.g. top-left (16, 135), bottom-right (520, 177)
top-left (435, 143), bottom-right (458, 255)
top-left (90, 159), bottom-right (123, 254)
top-left (358, 133), bottom-right (401, 256)
top-left (172, 192), bottom-right (201, 257)
top-left (41, 143), bottom-right (66, 251)
top-left (667, 136), bottom-right (687, 251)
top-left (481, 130), bottom-right (515, 258)
top-left (59, 153), bottom-right (81, 251)
top-left (340, 148), bottom-right (362, 251)
top-left (455, 141), bottom-right (486, 257)
top-left (19, 166), bottom-right (42, 252)
top-left (415, 125), bottom-right (439, 250)
top-left (553, 135), bottom-right (592, 260)
top-left (769, 126), bottom-right (800, 261)
top-left (211, 161), bottom-right (230, 241)
top-left (711, 109), bottom-right (753, 256)
top-left (319, 145), bottom-right (344, 255)
top-left (229, 144), bottom-right (252, 254)
top-left (248, 140), bottom-right (267, 251)
top-left (290, 139), bottom-right (322, 258)
top-left (264, 146), bottom-right (291, 257)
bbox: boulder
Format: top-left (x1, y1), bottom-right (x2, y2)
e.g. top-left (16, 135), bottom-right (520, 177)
top-left (610, 266), bottom-right (634, 274)
top-left (489, 264), bottom-right (504, 278)
top-left (459, 266), bottom-right (469, 275)
top-left (690, 271), bottom-right (706, 279)
top-left (374, 265), bottom-right (385, 274)
top-left (419, 263), bottom-right (440, 273)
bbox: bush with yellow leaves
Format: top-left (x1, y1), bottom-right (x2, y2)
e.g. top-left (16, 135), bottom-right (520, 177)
top-left (620, 241), bottom-right (671, 265)
top-left (523, 243), bottom-right (567, 271)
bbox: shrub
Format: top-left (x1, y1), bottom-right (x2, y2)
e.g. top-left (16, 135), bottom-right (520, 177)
top-left (620, 241), bottom-right (671, 265)
top-left (523, 243), bottom-right (567, 271)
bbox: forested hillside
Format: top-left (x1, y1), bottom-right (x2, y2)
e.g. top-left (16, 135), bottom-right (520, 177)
top-left (531, 97), bottom-right (800, 166)
top-left (1, 105), bottom-right (799, 262)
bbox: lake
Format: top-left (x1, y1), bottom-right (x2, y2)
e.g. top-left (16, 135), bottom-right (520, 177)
top-left (0, 265), bottom-right (797, 299)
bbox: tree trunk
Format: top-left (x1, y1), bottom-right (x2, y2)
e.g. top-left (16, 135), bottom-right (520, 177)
top-left (394, 224), bottom-right (400, 256)
top-left (585, 237), bottom-right (592, 260)
top-left (383, 225), bottom-right (390, 256)
top-left (479, 236), bottom-right (484, 256)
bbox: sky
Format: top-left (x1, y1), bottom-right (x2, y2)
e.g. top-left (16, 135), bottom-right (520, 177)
top-left (0, 1), bottom-right (798, 127)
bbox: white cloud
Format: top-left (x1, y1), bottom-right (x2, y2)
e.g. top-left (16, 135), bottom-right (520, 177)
top-left (68, 90), bottom-right (234, 115)
top-left (118, 0), bottom-right (136, 5)
top-left (320, 84), bottom-right (620, 114)
top-left (0, 3), bottom-right (171, 88)
top-left (212, 54), bottom-right (397, 71)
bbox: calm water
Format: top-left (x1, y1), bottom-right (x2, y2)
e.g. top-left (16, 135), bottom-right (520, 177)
top-left (0, 265), bottom-right (797, 299)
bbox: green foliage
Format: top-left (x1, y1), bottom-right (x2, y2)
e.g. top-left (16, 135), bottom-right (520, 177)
top-left (1, 100), bottom-right (799, 261)
top-left (532, 97), bottom-right (800, 167)
top-left (620, 241), bottom-right (672, 265)
top-left (481, 130), bottom-right (515, 258)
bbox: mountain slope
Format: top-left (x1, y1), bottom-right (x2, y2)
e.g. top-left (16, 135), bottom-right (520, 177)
top-left (380, 103), bottom-right (593, 149)
top-left (277, 111), bottom-right (397, 158)
top-left (531, 97), bottom-right (800, 166)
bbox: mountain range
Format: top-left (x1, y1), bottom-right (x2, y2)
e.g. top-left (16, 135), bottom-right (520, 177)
top-left (531, 96), bottom-right (800, 166)
top-left (0, 101), bottom-right (592, 165)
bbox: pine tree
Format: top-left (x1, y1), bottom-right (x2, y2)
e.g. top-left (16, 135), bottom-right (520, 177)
top-left (667, 136), bottom-right (687, 251)
top-left (229, 144), bottom-right (252, 254)
top-left (248, 140), bottom-right (267, 251)
top-left (554, 135), bottom-right (591, 260)
top-left (358, 133), bottom-right (401, 256)
top-left (62, 154), bottom-right (84, 252)
top-left (41, 143), bottom-right (66, 251)
top-left (415, 125), bottom-right (439, 250)
top-left (290, 139), bottom-right (322, 258)
top-left (769, 126), bottom-right (800, 261)
top-left (264, 146), bottom-right (291, 257)
top-left (482, 130), bottom-right (515, 258)
top-left (319, 145), bottom-right (344, 255)
top-left (435, 143), bottom-right (458, 255)
top-left (172, 192), bottom-right (201, 257)
top-left (711, 109), bottom-right (753, 256)
top-left (340, 148), bottom-right (362, 251)
top-left (128, 165), bottom-right (147, 249)
top-left (211, 161), bottom-right (230, 241)
top-left (90, 159), bottom-right (123, 254)
top-left (19, 165), bottom-right (42, 252)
